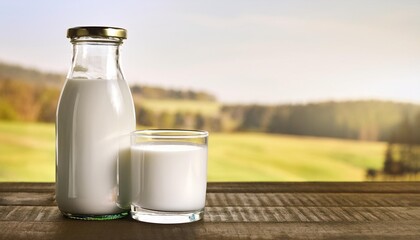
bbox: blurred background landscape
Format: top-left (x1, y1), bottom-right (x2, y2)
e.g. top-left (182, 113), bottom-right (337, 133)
top-left (1, 0), bottom-right (420, 181)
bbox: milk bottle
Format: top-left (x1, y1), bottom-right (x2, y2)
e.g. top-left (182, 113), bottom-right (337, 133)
top-left (56, 26), bottom-right (135, 220)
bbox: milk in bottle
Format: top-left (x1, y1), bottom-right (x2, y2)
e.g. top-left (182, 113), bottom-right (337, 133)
top-left (56, 26), bottom-right (135, 220)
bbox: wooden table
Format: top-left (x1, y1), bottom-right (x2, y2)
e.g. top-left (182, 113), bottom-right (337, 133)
top-left (1, 182), bottom-right (420, 239)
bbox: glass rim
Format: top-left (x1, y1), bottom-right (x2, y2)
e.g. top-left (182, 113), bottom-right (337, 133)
top-left (132, 129), bottom-right (208, 139)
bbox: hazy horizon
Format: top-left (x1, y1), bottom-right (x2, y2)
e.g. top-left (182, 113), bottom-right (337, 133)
top-left (1, 0), bottom-right (419, 104)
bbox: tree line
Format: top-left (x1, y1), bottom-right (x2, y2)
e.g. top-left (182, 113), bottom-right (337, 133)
top-left (2, 77), bottom-right (420, 141)
top-left (136, 108), bottom-right (221, 131)
top-left (222, 102), bottom-right (420, 141)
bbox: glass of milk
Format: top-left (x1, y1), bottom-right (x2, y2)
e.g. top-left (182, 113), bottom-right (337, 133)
top-left (130, 129), bottom-right (208, 224)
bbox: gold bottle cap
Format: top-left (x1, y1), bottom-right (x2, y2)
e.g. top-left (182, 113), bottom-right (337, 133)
top-left (67, 26), bottom-right (127, 39)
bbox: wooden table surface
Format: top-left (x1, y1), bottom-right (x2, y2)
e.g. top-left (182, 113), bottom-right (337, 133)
top-left (1, 182), bottom-right (420, 239)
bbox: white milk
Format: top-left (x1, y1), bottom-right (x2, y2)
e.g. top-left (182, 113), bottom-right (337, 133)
top-left (56, 78), bottom-right (135, 215)
top-left (131, 143), bottom-right (207, 211)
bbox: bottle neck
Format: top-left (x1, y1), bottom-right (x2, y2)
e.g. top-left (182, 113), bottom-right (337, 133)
top-left (67, 38), bottom-right (123, 80)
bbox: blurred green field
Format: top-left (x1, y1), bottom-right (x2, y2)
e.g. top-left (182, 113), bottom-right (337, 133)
top-left (210, 133), bottom-right (385, 181)
top-left (138, 98), bottom-right (220, 116)
top-left (0, 121), bottom-right (386, 182)
top-left (0, 121), bottom-right (55, 181)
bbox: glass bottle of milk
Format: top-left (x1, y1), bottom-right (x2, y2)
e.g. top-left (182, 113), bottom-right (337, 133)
top-left (56, 26), bottom-right (135, 220)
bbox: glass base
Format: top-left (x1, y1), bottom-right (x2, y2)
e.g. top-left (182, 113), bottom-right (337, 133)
top-left (61, 211), bottom-right (129, 220)
top-left (131, 205), bottom-right (204, 224)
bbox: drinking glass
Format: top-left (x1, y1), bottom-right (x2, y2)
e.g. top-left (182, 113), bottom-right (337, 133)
top-left (130, 129), bottom-right (208, 224)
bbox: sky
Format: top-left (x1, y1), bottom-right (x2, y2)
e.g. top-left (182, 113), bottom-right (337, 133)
top-left (0, 0), bottom-right (419, 104)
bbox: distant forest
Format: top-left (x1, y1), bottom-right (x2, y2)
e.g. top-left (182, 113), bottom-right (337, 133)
top-left (224, 102), bottom-right (420, 141)
top-left (1, 62), bottom-right (420, 143)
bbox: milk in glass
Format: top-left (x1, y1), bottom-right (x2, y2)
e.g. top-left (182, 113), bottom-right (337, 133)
top-left (131, 143), bottom-right (207, 211)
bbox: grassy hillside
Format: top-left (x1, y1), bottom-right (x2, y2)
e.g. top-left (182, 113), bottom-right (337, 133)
top-left (0, 121), bottom-right (386, 182)
top-left (0, 121), bottom-right (55, 181)
top-left (209, 133), bottom-right (385, 181)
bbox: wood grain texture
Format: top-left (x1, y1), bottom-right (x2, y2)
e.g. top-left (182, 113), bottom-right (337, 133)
top-left (1, 182), bottom-right (420, 240)
top-left (1, 205), bottom-right (419, 223)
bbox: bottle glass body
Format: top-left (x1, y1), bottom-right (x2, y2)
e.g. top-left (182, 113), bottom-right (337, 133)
top-left (56, 36), bottom-right (135, 220)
